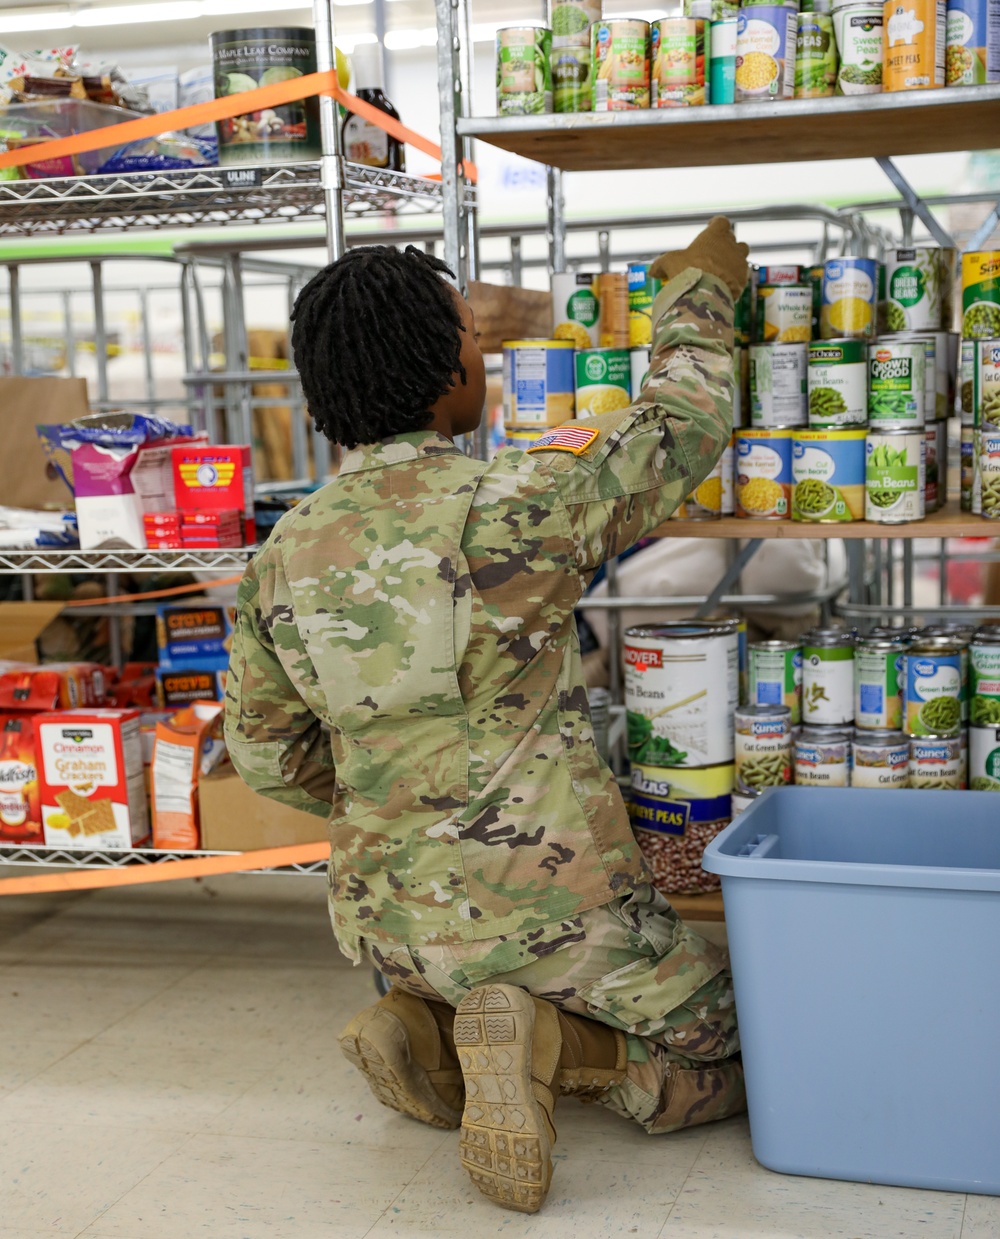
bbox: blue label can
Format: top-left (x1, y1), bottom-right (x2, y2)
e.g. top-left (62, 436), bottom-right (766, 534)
top-left (820, 257), bottom-right (882, 340)
top-left (502, 339), bottom-right (576, 427)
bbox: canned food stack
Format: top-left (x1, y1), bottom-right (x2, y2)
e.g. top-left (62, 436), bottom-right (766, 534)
top-left (960, 250), bottom-right (1000, 515)
top-left (624, 620), bottom-right (742, 895)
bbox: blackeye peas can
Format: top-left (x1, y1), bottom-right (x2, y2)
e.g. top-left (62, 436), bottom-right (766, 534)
top-left (748, 640), bottom-right (802, 722)
top-left (851, 729), bottom-right (911, 787)
top-left (807, 340), bottom-right (868, 428)
top-left (802, 627), bottom-right (855, 725)
top-left (734, 704), bottom-right (793, 794)
top-left (866, 429), bottom-right (926, 522)
top-left (868, 340), bottom-right (927, 429)
top-left (979, 427), bottom-right (1000, 519)
top-left (750, 342), bottom-right (808, 427)
top-left (735, 2), bottom-right (797, 100)
top-left (854, 633), bottom-right (908, 729)
top-left (792, 428), bottom-right (867, 522)
top-left (904, 641), bottom-right (964, 737)
top-left (795, 10), bottom-right (837, 96)
top-left (970, 723), bottom-right (1000, 791)
top-left (794, 725), bottom-right (852, 787)
top-left (593, 18), bottom-right (652, 110)
top-left (970, 626), bottom-right (1000, 727)
top-left (909, 734), bottom-right (963, 788)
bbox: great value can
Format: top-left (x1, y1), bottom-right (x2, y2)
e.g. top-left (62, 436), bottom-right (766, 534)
top-left (820, 257), bottom-right (881, 339)
top-left (735, 428), bottom-right (793, 518)
top-left (552, 44), bottom-right (594, 112)
top-left (884, 246), bottom-right (945, 331)
top-left (794, 725), bottom-right (852, 786)
top-left (909, 734), bottom-right (963, 788)
top-left (575, 348), bottom-right (632, 418)
top-left (979, 427), bottom-right (1000, 518)
top-left (734, 704), bottom-right (793, 794)
top-left (792, 428), bottom-right (867, 522)
top-left (748, 640), bottom-right (802, 721)
top-left (552, 272), bottom-right (601, 348)
top-left (970, 722), bottom-right (1000, 790)
top-left (802, 627), bottom-right (855, 725)
top-left (709, 15), bottom-right (738, 101)
top-left (854, 632), bottom-right (908, 729)
top-left (550, 0), bottom-right (601, 46)
top-left (686, 456), bottom-right (724, 519)
top-left (851, 729), bottom-right (910, 787)
top-left (652, 17), bottom-right (708, 105)
top-left (884, 0), bottom-right (946, 89)
top-left (868, 340), bottom-right (927, 429)
top-left (496, 26), bottom-right (553, 115)
top-left (975, 337), bottom-right (1000, 428)
top-left (502, 339), bottom-right (576, 427)
top-left (795, 10), bottom-right (838, 95)
top-left (807, 339), bottom-right (868, 427)
top-left (945, 0), bottom-right (1000, 84)
top-left (961, 422), bottom-right (976, 510)
top-left (961, 251), bottom-right (1000, 339)
top-left (750, 342), bottom-right (808, 427)
top-left (970, 626), bottom-right (1000, 726)
top-left (625, 620), bottom-right (740, 768)
top-left (630, 346), bottom-right (651, 399)
top-left (735, 2), bottom-right (797, 100)
top-left (866, 429), bottom-right (926, 522)
top-left (834, 0), bottom-right (885, 92)
top-left (904, 642), bottom-right (963, 736)
top-left (627, 263), bottom-right (663, 347)
top-left (755, 283), bottom-right (814, 343)
top-left (593, 18), bottom-right (652, 110)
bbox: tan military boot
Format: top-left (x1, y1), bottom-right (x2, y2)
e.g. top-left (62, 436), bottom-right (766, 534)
top-left (339, 988), bottom-right (464, 1130)
top-left (453, 984), bottom-right (628, 1213)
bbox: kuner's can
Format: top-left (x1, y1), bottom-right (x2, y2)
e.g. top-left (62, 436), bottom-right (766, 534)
top-left (868, 340), bottom-right (927, 429)
top-left (792, 428), bottom-right (866, 522)
top-left (502, 340), bottom-right (575, 427)
top-left (735, 2), bottom-right (797, 100)
top-left (970, 723), bottom-right (1000, 790)
top-left (904, 641), bottom-right (964, 737)
top-left (748, 639), bottom-right (803, 722)
top-left (854, 632), bottom-right (908, 729)
top-left (750, 342), bottom-right (808, 427)
top-left (978, 427), bottom-right (1000, 519)
top-left (807, 339), bottom-right (868, 428)
top-left (961, 251), bottom-right (1000, 339)
top-left (883, 0), bottom-right (946, 89)
top-left (794, 725), bottom-right (852, 786)
top-left (627, 263), bottom-right (663, 347)
top-left (801, 627), bottom-right (855, 725)
top-left (970, 625), bottom-right (1000, 727)
top-left (651, 17), bottom-right (708, 106)
top-left (552, 272), bottom-right (600, 348)
top-left (575, 348), bottom-right (632, 418)
top-left (961, 422), bottom-right (976, 510)
top-left (851, 729), bottom-right (910, 787)
top-left (593, 19), bottom-right (652, 110)
top-left (496, 25), bottom-right (553, 115)
top-left (909, 734), bottom-right (963, 788)
top-left (884, 246), bottom-right (945, 331)
top-left (795, 10), bottom-right (837, 96)
top-left (734, 704), bottom-right (793, 794)
top-left (624, 620), bottom-right (740, 769)
top-left (735, 428), bottom-right (793, 518)
top-left (975, 337), bottom-right (1000, 428)
top-left (866, 429), bottom-right (926, 522)
top-left (820, 257), bottom-right (881, 339)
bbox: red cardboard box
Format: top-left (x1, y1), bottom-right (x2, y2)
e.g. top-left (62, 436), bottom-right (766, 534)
top-left (0, 713), bottom-right (42, 844)
top-left (171, 445), bottom-right (255, 545)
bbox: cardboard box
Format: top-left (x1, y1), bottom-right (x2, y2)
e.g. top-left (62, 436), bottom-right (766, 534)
top-left (0, 713), bottom-right (42, 844)
top-left (151, 703), bottom-right (225, 849)
top-left (156, 603), bottom-right (234, 671)
top-left (35, 708), bottom-right (150, 849)
top-left (172, 444), bottom-right (256, 545)
top-left (199, 766), bottom-right (328, 851)
top-left (0, 377), bottom-right (91, 513)
top-left (157, 669), bottom-right (227, 709)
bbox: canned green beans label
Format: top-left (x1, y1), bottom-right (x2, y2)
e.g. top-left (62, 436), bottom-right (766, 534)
top-left (851, 739), bottom-right (910, 787)
top-left (749, 646), bottom-right (802, 720)
top-left (869, 343), bottom-right (926, 427)
top-left (976, 340), bottom-right (1000, 428)
top-left (866, 433), bottom-right (925, 521)
top-left (885, 247), bottom-right (944, 331)
top-left (979, 429), bottom-right (1000, 520)
top-left (735, 709), bottom-right (793, 794)
top-left (807, 341), bottom-right (868, 427)
top-left (905, 654), bottom-right (962, 735)
top-left (794, 736), bottom-right (851, 786)
top-left (855, 645), bottom-right (905, 729)
top-left (792, 430), bottom-right (866, 522)
top-left (909, 738), bottom-right (963, 789)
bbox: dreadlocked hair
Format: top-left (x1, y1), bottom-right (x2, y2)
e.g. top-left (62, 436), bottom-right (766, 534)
top-left (290, 244), bottom-right (467, 449)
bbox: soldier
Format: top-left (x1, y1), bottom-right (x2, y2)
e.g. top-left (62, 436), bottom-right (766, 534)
top-left (225, 219), bottom-right (749, 1213)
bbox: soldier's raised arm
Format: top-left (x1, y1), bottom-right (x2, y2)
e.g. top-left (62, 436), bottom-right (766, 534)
top-left (526, 217), bottom-right (749, 576)
top-left (224, 550), bottom-right (336, 817)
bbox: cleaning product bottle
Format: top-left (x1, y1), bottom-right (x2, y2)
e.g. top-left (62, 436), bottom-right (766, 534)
top-left (342, 43), bottom-right (405, 172)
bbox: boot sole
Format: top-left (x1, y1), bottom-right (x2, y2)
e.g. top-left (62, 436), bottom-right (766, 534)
top-left (339, 1007), bottom-right (462, 1130)
top-left (453, 985), bottom-right (553, 1214)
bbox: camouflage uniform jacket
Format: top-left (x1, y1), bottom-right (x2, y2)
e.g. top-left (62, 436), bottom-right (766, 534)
top-left (225, 267), bottom-right (734, 948)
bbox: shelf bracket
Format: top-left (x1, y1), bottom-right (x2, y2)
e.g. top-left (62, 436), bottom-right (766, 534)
top-left (695, 538), bottom-right (764, 620)
top-left (968, 201), bottom-right (1000, 254)
top-left (875, 157), bottom-right (956, 251)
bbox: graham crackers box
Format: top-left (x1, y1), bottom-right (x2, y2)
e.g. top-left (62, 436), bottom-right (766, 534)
top-left (35, 709), bottom-right (150, 849)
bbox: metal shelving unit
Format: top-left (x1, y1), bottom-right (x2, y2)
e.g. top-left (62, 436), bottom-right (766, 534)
top-left (0, 546), bottom-right (255, 574)
top-left (0, 843), bottom-right (326, 876)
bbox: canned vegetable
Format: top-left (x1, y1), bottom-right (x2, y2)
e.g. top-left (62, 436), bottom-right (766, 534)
top-left (945, 0), bottom-right (1000, 84)
top-left (970, 625), bottom-right (1000, 726)
top-left (593, 19), bottom-right (652, 110)
top-left (549, 0), bottom-right (600, 46)
top-left (735, 428), bottom-right (793, 518)
top-left (735, 2), bottom-right (797, 100)
top-left (854, 632), bottom-right (908, 729)
top-left (868, 340), bottom-right (927, 429)
top-left (794, 725), bottom-right (852, 786)
top-left (884, 246), bottom-right (945, 331)
top-left (834, 0), bottom-right (884, 92)
top-left (502, 339), bottom-right (575, 427)
top-left (552, 44), bottom-right (594, 112)
top-left (795, 10), bottom-right (838, 95)
top-left (851, 729), bottom-right (911, 787)
top-left (909, 734), bottom-right (963, 788)
top-left (975, 337), bottom-right (1000, 428)
top-left (792, 428), bottom-right (866, 522)
top-left (883, 0), bottom-right (946, 89)
top-left (802, 627), bottom-right (855, 725)
top-left (807, 339), bottom-right (868, 427)
top-left (748, 640), bottom-right (803, 721)
top-left (734, 704), bottom-right (793, 793)
top-left (552, 272), bottom-right (600, 349)
top-left (904, 642), bottom-right (963, 737)
top-left (652, 17), bottom-right (708, 105)
top-left (961, 251), bottom-right (1000, 339)
top-left (750, 342), bottom-right (808, 427)
top-left (979, 428), bottom-right (1000, 518)
top-left (970, 722), bottom-right (1000, 790)
top-left (821, 257), bottom-right (881, 339)
top-left (496, 26), bottom-right (553, 115)
top-left (866, 429), bottom-right (926, 522)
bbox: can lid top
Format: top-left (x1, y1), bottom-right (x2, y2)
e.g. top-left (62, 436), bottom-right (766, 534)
top-left (798, 726), bottom-right (852, 742)
top-left (749, 640), bottom-right (800, 652)
top-left (853, 729), bottom-right (907, 743)
top-left (972, 625), bottom-right (1000, 645)
top-left (911, 731), bottom-right (963, 743)
top-left (625, 619), bottom-right (740, 639)
top-left (736, 704), bottom-right (792, 719)
top-left (802, 626), bottom-right (855, 646)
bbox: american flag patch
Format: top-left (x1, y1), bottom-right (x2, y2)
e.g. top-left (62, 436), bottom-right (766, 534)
top-left (525, 425), bottom-right (600, 455)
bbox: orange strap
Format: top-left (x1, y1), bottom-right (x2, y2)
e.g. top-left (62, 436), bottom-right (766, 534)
top-left (63, 575), bottom-right (244, 607)
top-left (0, 840), bottom-right (330, 895)
top-left (0, 70), bottom-right (477, 183)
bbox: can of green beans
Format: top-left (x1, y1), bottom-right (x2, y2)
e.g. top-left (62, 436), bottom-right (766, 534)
top-left (892, 331), bottom-right (937, 426)
top-left (921, 625), bottom-right (972, 724)
top-left (807, 339), bottom-right (868, 428)
top-left (909, 735), bottom-right (963, 789)
top-left (904, 641), bottom-right (964, 737)
top-left (854, 632), bottom-right (909, 730)
top-left (750, 342), bottom-right (808, 427)
top-left (979, 428), bottom-right (1000, 520)
top-left (748, 640), bottom-right (802, 722)
top-left (734, 704), bottom-right (793, 793)
top-left (865, 429), bottom-right (926, 523)
top-left (851, 729), bottom-right (910, 788)
top-left (792, 428), bottom-right (867, 522)
top-left (969, 723), bottom-right (1000, 791)
top-left (970, 627), bottom-right (1000, 727)
top-left (961, 422), bottom-right (975, 511)
top-left (974, 338), bottom-right (1000, 430)
top-left (793, 725), bottom-right (852, 786)
top-left (960, 337), bottom-right (976, 424)
top-left (802, 627), bottom-right (855, 725)
top-left (868, 339), bottom-right (927, 429)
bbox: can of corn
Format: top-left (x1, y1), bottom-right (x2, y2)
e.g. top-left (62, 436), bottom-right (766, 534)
top-left (961, 422), bottom-right (975, 509)
top-left (792, 428), bottom-right (867, 521)
top-left (975, 337), bottom-right (1000, 428)
top-left (945, 0), bottom-right (1000, 84)
top-left (755, 283), bottom-right (814, 343)
top-left (630, 346), bottom-right (651, 399)
top-left (549, 0), bottom-right (601, 46)
top-left (834, 0), bottom-right (885, 92)
top-left (979, 428), bottom-right (1000, 519)
top-left (794, 726), bottom-right (852, 786)
top-left (735, 428), bottom-right (792, 518)
top-left (592, 18), bottom-right (652, 110)
top-left (552, 272), bottom-right (601, 348)
top-left (904, 641), bottom-right (964, 736)
top-left (683, 456), bottom-right (724, 520)
top-left (795, 10), bottom-right (838, 96)
top-left (748, 639), bottom-right (803, 722)
top-left (820, 257), bottom-right (881, 339)
top-left (884, 246), bottom-right (945, 331)
top-left (575, 348), bottom-right (632, 418)
top-left (552, 43), bottom-right (594, 112)
top-left (502, 339), bottom-right (576, 427)
top-left (709, 15), bottom-right (738, 101)
top-left (627, 263), bottom-right (663, 346)
top-left (855, 632), bottom-right (908, 729)
top-left (496, 26), bottom-right (553, 115)
top-left (802, 627), bottom-right (855, 725)
top-left (652, 16), bottom-right (708, 105)
top-left (734, 704), bottom-right (793, 794)
top-left (868, 340), bottom-right (927, 430)
top-left (735, 2), bottom-right (797, 99)
top-left (599, 271), bottom-right (630, 347)
top-left (866, 429), bottom-right (926, 522)
top-left (851, 730), bottom-right (910, 787)
top-left (807, 339), bottom-right (868, 427)
top-left (750, 342), bottom-right (808, 428)
top-left (961, 251), bottom-right (1000, 339)
top-left (883, 0), bottom-right (946, 89)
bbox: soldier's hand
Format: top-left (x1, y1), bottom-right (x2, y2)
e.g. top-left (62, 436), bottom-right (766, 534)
top-left (650, 216), bottom-right (750, 300)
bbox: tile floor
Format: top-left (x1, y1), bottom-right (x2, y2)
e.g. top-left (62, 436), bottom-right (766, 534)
top-left (0, 873), bottom-right (996, 1239)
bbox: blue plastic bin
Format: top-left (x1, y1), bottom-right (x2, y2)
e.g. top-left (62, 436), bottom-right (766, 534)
top-left (703, 787), bottom-right (1000, 1196)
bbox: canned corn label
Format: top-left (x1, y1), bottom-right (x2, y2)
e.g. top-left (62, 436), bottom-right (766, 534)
top-left (756, 285), bottom-right (813, 343)
top-left (868, 341), bottom-right (926, 429)
top-left (795, 11), bottom-right (837, 96)
top-left (961, 251), bottom-right (1000, 339)
top-left (552, 273), bottom-right (600, 349)
top-left (794, 733), bottom-right (851, 786)
top-left (866, 431), bottom-right (926, 522)
top-left (750, 343), bottom-right (807, 427)
top-left (904, 652), bottom-right (962, 736)
top-left (735, 4), bottom-right (797, 100)
top-left (851, 737), bottom-right (910, 787)
top-left (885, 247), bottom-right (944, 331)
top-left (628, 763), bottom-right (733, 836)
top-left (497, 27), bottom-right (553, 116)
top-left (802, 641), bottom-right (855, 725)
top-left (970, 724), bottom-right (1000, 790)
top-left (792, 428), bottom-right (866, 522)
top-left (834, 3), bottom-right (884, 92)
top-left (855, 644), bottom-right (905, 729)
top-left (627, 263), bottom-right (662, 347)
top-left (975, 339), bottom-right (1000, 429)
top-left (821, 257), bottom-right (880, 339)
top-left (748, 644), bottom-right (802, 722)
top-left (575, 348), bottom-right (632, 418)
top-left (502, 340), bottom-right (576, 427)
top-left (807, 340), bottom-right (868, 427)
top-left (909, 736), bottom-right (963, 788)
top-left (735, 428), bottom-right (792, 518)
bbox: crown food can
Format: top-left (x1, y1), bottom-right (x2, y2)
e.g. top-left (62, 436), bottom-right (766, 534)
top-left (868, 341), bottom-right (927, 429)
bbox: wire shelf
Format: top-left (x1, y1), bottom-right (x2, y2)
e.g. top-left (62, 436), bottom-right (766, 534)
top-left (0, 162), bottom-right (469, 237)
top-left (0, 546), bottom-right (255, 573)
top-left (0, 843), bottom-right (327, 876)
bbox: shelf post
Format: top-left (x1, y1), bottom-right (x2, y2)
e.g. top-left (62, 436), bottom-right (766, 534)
top-left (695, 539), bottom-right (763, 619)
top-left (7, 264), bottom-right (23, 375)
top-left (62, 290), bottom-right (76, 378)
top-left (434, 0), bottom-right (469, 289)
top-left (90, 261), bottom-right (109, 407)
top-left (314, 0), bottom-right (347, 262)
top-left (547, 168), bottom-right (567, 276)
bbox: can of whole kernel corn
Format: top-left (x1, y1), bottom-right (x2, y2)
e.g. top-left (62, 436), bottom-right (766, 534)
top-left (735, 2), bottom-right (797, 100)
top-left (575, 348), bottom-right (632, 419)
top-left (735, 427), bottom-right (793, 518)
top-left (820, 256), bottom-right (881, 339)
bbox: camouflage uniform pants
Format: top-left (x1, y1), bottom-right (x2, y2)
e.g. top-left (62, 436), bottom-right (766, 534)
top-left (345, 883), bottom-right (745, 1135)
